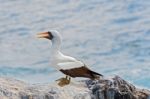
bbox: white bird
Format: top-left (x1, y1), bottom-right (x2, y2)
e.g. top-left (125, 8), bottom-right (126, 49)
top-left (37, 30), bottom-right (103, 86)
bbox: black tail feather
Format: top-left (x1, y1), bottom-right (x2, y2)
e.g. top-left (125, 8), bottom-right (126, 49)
top-left (83, 63), bottom-right (103, 79)
top-left (90, 70), bottom-right (103, 76)
top-left (90, 70), bottom-right (103, 79)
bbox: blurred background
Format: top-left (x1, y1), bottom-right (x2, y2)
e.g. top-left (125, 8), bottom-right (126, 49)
top-left (0, 0), bottom-right (150, 89)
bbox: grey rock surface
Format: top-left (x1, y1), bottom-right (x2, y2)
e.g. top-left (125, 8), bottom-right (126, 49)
top-left (0, 76), bottom-right (149, 99)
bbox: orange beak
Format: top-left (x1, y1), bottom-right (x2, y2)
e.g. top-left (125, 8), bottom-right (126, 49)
top-left (37, 32), bottom-right (49, 38)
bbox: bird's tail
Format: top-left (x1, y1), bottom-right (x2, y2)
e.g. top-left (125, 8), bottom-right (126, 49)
top-left (90, 70), bottom-right (103, 80)
top-left (83, 63), bottom-right (103, 80)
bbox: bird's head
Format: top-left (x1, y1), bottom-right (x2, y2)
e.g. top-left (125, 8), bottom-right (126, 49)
top-left (37, 30), bottom-right (61, 41)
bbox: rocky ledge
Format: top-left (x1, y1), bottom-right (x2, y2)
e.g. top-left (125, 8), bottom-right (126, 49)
top-left (0, 76), bottom-right (150, 99)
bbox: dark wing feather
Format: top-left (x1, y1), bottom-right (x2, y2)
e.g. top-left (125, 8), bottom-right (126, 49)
top-left (60, 66), bottom-right (103, 79)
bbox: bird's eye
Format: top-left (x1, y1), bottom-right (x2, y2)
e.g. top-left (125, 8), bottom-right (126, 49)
top-left (48, 31), bottom-right (54, 40)
top-left (48, 31), bottom-right (51, 33)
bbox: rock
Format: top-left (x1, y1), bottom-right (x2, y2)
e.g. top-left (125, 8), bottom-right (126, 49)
top-left (0, 76), bottom-right (149, 99)
top-left (86, 76), bottom-right (150, 99)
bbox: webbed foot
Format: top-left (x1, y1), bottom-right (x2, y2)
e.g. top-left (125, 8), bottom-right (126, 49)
top-left (56, 76), bottom-right (71, 87)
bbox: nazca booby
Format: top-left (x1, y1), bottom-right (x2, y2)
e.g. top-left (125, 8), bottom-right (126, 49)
top-left (37, 30), bottom-right (103, 86)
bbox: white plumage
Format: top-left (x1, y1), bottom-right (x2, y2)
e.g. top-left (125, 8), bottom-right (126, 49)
top-left (37, 30), bottom-right (102, 86)
top-left (48, 30), bottom-right (85, 70)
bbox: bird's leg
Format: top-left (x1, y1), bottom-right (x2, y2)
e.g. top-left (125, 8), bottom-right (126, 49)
top-left (64, 75), bottom-right (70, 83)
top-left (68, 77), bottom-right (71, 83)
top-left (65, 75), bottom-right (71, 81)
top-left (65, 75), bottom-right (71, 83)
top-left (65, 75), bottom-right (68, 79)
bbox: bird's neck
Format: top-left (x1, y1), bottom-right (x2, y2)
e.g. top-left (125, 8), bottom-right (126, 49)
top-left (51, 38), bottom-right (61, 53)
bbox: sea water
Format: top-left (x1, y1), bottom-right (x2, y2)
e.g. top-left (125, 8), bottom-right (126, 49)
top-left (0, 0), bottom-right (150, 89)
